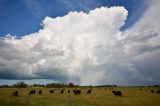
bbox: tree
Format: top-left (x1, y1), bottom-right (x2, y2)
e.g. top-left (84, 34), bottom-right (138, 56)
top-left (68, 83), bottom-right (74, 87)
top-left (13, 82), bottom-right (27, 88)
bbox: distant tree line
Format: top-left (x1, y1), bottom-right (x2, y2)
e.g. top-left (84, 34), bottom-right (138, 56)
top-left (0, 82), bottom-right (27, 88)
top-left (0, 82), bottom-right (160, 88)
top-left (46, 82), bottom-right (76, 88)
top-left (0, 82), bottom-right (76, 88)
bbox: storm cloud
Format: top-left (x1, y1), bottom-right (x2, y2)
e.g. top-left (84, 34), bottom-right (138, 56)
top-left (0, 4), bottom-right (160, 85)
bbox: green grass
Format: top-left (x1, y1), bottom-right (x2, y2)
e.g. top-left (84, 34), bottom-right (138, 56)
top-left (0, 87), bottom-right (160, 106)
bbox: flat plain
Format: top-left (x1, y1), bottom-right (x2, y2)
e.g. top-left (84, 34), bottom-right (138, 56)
top-left (0, 87), bottom-right (160, 106)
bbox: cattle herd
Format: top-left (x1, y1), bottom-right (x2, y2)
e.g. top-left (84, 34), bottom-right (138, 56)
top-left (150, 89), bottom-right (160, 94)
top-left (12, 88), bottom-right (160, 97)
top-left (12, 88), bottom-right (93, 96)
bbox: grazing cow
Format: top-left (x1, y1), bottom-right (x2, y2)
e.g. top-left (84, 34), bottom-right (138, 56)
top-left (38, 90), bottom-right (42, 95)
top-left (155, 90), bottom-right (160, 94)
top-left (60, 89), bottom-right (65, 94)
top-left (73, 89), bottom-right (77, 93)
top-left (73, 89), bottom-right (81, 95)
top-left (73, 89), bottom-right (76, 93)
top-left (13, 91), bottom-right (18, 96)
top-left (151, 90), bottom-right (154, 93)
top-left (112, 91), bottom-right (122, 96)
top-left (68, 90), bottom-right (70, 94)
top-left (29, 90), bottom-right (36, 95)
top-left (87, 89), bottom-right (92, 94)
top-left (139, 89), bottom-right (143, 91)
top-left (50, 90), bottom-right (54, 94)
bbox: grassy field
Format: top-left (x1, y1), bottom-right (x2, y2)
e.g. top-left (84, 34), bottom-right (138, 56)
top-left (0, 87), bottom-right (160, 106)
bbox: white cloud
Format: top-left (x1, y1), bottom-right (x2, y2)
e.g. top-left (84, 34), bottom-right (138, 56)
top-left (0, 3), bottom-right (160, 86)
top-left (121, 0), bottom-right (160, 85)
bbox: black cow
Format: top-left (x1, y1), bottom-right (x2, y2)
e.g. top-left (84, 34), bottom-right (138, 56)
top-left (73, 89), bottom-right (77, 93)
top-left (112, 91), bottom-right (122, 96)
top-left (87, 89), bottom-right (92, 94)
top-left (155, 90), bottom-right (160, 94)
top-left (38, 90), bottom-right (42, 95)
top-left (139, 89), bottom-right (143, 91)
top-left (29, 90), bottom-right (36, 95)
top-left (151, 90), bottom-right (154, 93)
top-left (49, 90), bottom-right (54, 94)
top-left (73, 89), bottom-right (81, 95)
top-left (68, 90), bottom-right (70, 94)
top-left (13, 91), bottom-right (18, 96)
top-left (60, 89), bottom-right (65, 94)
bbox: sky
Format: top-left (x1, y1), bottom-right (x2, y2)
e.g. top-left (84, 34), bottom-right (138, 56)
top-left (0, 0), bottom-right (160, 86)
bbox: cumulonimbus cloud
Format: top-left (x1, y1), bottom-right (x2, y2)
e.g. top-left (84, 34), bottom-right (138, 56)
top-left (0, 4), bottom-right (160, 86)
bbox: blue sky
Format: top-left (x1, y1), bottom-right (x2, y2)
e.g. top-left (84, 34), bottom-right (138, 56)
top-left (0, 0), bottom-right (160, 86)
top-left (0, 0), bottom-right (146, 37)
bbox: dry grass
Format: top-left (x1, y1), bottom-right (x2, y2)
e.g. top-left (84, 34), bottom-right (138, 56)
top-left (0, 87), bottom-right (160, 106)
